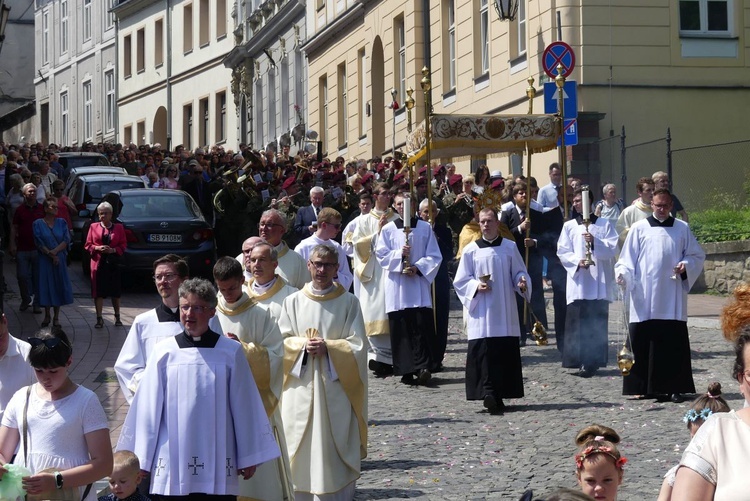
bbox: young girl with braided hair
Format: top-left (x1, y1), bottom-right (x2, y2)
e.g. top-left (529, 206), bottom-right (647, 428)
top-left (656, 382), bottom-right (730, 501)
top-left (574, 424), bottom-right (626, 501)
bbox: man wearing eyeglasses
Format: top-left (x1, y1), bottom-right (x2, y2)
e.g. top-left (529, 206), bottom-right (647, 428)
top-left (278, 244), bottom-right (368, 500)
top-left (256, 209), bottom-right (307, 289)
top-left (114, 254), bottom-right (189, 404)
top-left (244, 242), bottom-right (298, 322)
top-left (616, 189), bottom-right (705, 404)
top-left (294, 208), bottom-right (352, 290)
top-left (118, 278), bottom-right (280, 499)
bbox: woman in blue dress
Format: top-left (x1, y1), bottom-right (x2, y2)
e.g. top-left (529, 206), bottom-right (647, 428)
top-left (33, 197), bottom-right (74, 327)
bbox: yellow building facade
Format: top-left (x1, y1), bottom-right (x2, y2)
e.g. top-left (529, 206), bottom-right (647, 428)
top-left (304, 0), bottom-right (750, 203)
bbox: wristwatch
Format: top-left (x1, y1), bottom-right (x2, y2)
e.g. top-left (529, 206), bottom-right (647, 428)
top-left (54, 471), bottom-right (64, 489)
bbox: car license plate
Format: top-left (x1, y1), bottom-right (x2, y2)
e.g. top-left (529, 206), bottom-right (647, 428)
top-left (148, 234), bottom-right (182, 243)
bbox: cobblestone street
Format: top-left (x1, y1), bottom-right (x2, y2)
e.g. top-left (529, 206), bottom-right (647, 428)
top-left (1, 256), bottom-right (732, 500)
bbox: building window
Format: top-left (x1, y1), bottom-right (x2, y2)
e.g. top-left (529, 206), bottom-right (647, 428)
top-left (294, 49), bottom-right (304, 124)
top-left (137, 121), bottom-right (145, 145)
top-left (123, 34), bottom-right (132, 78)
top-left (216, 0), bottom-right (227, 38)
top-left (199, 98), bottom-right (209, 147)
top-left (337, 63), bottom-right (347, 148)
top-left (42, 11), bottom-right (49, 65)
top-left (83, 0), bottom-right (92, 42)
top-left (183, 104), bottom-right (193, 149)
top-left (679, 0), bottom-right (730, 35)
top-left (105, 70), bottom-right (115, 132)
top-left (255, 80), bottom-right (263, 147)
top-left (480, 0), bottom-right (490, 74)
top-left (83, 81), bottom-right (92, 141)
top-left (281, 57), bottom-right (289, 131)
top-left (184, 3), bottom-right (194, 53)
top-left (60, 0), bottom-right (68, 54)
top-left (446, 0), bottom-right (456, 90)
top-left (394, 17), bottom-right (406, 104)
top-left (357, 48), bottom-right (366, 138)
top-left (268, 69), bottom-right (277, 144)
top-left (60, 91), bottom-right (69, 146)
top-left (105, 0), bottom-right (115, 30)
top-left (199, 0), bottom-right (209, 46)
top-left (517, 0), bottom-right (526, 55)
top-left (155, 19), bottom-right (164, 67)
top-left (136, 28), bottom-right (145, 72)
top-left (124, 125), bottom-right (132, 145)
top-left (216, 91), bottom-right (226, 142)
top-left (319, 76), bottom-right (327, 148)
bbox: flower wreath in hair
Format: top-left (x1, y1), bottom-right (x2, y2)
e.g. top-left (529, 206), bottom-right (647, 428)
top-left (683, 408), bottom-right (713, 424)
top-left (575, 438), bottom-right (627, 471)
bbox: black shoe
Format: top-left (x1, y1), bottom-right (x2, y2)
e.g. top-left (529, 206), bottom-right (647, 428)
top-left (400, 374), bottom-right (416, 385)
top-left (19, 300), bottom-right (30, 312)
top-left (483, 395), bottom-right (499, 412)
top-left (574, 366), bottom-right (597, 378)
top-left (416, 369), bottom-right (432, 385)
top-left (671, 393), bottom-right (684, 403)
top-left (368, 360), bottom-right (393, 377)
top-left (655, 394), bottom-right (670, 403)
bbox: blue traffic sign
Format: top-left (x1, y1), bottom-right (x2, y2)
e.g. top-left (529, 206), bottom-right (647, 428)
top-left (544, 80), bottom-right (577, 119)
top-left (542, 41), bottom-right (576, 78)
top-left (558, 119), bottom-right (578, 147)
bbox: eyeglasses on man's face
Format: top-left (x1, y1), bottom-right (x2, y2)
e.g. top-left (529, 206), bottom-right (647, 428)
top-left (179, 304), bottom-right (211, 314)
top-left (309, 261), bottom-right (337, 270)
top-left (153, 273), bottom-right (179, 282)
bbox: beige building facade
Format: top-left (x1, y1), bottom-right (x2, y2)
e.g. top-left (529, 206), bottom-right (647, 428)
top-left (304, 0), bottom-right (750, 197)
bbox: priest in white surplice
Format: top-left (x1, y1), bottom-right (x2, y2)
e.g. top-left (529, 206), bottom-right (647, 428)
top-left (294, 208), bottom-right (353, 291)
top-left (245, 242), bottom-right (299, 321)
top-left (352, 185), bottom-right (398, 376)
top-left (212, 257), bottom-right (294, 501)
top-left (114, 254), bottom-right (188, 403)
top-left (557, 190), bottom-right (618, 378)
top-left (453, 208), bottom-right (530, 415)
top-left (375, 192), bottom-right (442, 386)
top-left (117, 278), bottom-right (280, 499)
top-left (615, 189), bottom-right (705, 403)
top-left (278, 244), bottom-right (368, 500)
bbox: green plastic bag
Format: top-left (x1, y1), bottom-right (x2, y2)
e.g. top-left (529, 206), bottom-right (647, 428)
top-left (0, 463), bottom-right (32, 501)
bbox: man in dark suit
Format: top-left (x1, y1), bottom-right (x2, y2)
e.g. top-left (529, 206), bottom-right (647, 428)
top-left (293, 186), bottom-right (325, 242)
top-left (181, 162), bottom-right (215, 223)
top-left (500, 182), bottom-right (546, 343)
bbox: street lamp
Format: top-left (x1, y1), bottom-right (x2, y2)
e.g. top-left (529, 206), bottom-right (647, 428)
top-left (0, 2), bottom-right (11, 55)
top-left (493, 0), bottom-right (519, 21)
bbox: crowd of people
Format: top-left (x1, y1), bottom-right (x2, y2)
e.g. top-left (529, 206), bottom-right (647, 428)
top-left (0, 137), bottom-right (738, 501)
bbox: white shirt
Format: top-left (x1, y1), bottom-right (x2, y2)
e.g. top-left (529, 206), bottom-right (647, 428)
top-left (0, 335), bottom-right (36, 421)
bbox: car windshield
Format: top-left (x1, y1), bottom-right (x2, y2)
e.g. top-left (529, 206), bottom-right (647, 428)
top-left (84, 181), bottom-right (145, 203)
top-left (118, 195), bottom-right (203, 219)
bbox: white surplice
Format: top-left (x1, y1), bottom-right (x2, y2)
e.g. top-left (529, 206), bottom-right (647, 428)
top-left (278, 284), bottom-right (368, 497)
top-left (375, 219), bottom-right (442, 312)
top-left (615, 201), bottom-right (651, 247)
top-left (275, 241), bottom-right (309, 289)
top-left (215, 292), bottom-right (294, 501)
top-left (615, 216), bottom-right (705, 322)
top-left (114, 304), bottom-right (183, 403)
top-left (117, 332), bottom-right (280, 496)
top-left (557, 216), bottom-right (619, 304)
top-left (294, 234), bottom-right (353, 290)
top-left (453, 238), bottom-right (530, 340)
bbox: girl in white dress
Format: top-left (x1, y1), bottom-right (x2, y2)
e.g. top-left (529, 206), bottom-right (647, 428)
top-left (0, 327), bottom-right (112, 501)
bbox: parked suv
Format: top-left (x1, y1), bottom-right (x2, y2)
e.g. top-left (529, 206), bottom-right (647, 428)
top-left (67, 173), bottom-right (147, 254)
top-left (57, 152), bottom-right (110, 179)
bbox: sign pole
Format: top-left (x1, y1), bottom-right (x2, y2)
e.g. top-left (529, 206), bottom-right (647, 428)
top-left (556, 64), bottom-right (568, 220)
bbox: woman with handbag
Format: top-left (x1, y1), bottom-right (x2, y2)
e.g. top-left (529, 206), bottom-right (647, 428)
top-left (33, 197), bottom-right (74, 328)
top-left (0, 327), bottom-right (113, 501)
top-left (84, 201), bottom-right (126, 328)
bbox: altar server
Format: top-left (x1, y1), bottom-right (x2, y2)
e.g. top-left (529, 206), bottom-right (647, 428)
top-left (294, 208), bottom-right (353, 290)
top-left (245, 241), bottom-right (298, 321)
top-left (557, 189), bottom-right (618, 377)
top-left (615, 189), bottom-right (705, 403)
top-left (453, 208), bottom-right (530, 414)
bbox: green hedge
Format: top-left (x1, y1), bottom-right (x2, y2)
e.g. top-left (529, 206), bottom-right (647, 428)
top-left (691, 209), bottom-right (750, 243)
